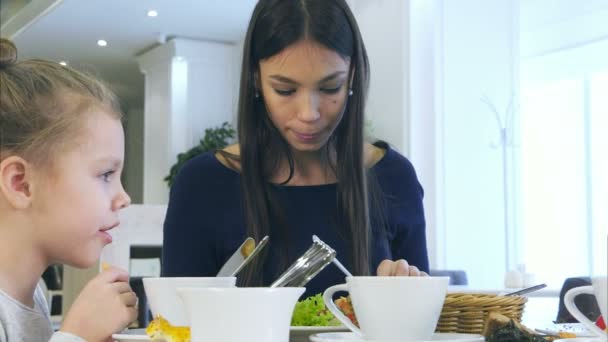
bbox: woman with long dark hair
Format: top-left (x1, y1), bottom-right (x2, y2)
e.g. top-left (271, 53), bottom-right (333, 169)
top-left (162, 0), bottom-right (429, 297)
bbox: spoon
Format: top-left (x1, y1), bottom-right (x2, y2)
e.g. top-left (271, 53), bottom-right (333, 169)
top-left (504, 283), bottom-right (547, 296)
top-left (313, 235), bottom-right (352, 277)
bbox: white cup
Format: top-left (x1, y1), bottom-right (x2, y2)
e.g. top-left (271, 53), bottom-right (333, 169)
top-left (564, 276), bottom-right (607, 338)
top-left (142, 277), bottom-right (236, 326)
top-left (177, 287), bottom-right (305, 342)
top-left (323, 276), bottom-right (449, 341)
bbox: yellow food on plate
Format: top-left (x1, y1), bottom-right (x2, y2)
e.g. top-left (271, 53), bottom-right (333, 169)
top-left (146, 315), bottom-right (191, 342)
top-left (556, 331), bottom-right (577, 338)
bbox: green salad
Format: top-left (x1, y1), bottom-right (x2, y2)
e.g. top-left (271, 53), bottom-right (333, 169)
top-left (291, 293), bottom-right (341, 326)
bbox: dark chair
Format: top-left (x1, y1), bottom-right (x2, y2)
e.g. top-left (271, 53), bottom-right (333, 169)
top-left (555, 276), bottom-right (601, 323)
top-left (41, 264), bottom-right (63, 316)
top-left (129, 245), bottom-right (162, 328)
top-left (429, 269), bottom-right (468, 285)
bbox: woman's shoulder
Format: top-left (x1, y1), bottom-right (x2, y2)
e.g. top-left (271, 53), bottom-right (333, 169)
top-left (171, 149), bottom-right (239, 191)
top-left (215, 144), bottom-right (241, 172)
top-left (369, 141), bottom-right (421, 192)
top-left (369, 141), bottom-right (415, 174)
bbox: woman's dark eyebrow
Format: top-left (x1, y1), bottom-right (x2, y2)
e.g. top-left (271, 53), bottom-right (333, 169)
top-left (269, 71), bottom-right (347, 86)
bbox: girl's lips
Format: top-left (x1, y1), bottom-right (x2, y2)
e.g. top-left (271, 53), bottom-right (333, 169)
top-left (97, 230), bottom-right (113, 244)
top-left (97, 222), bottom-right (118, 244)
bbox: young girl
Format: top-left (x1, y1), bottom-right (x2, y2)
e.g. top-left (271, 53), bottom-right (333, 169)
top-left (0, 38), bottom-right (136, 341)
top-left (162, 0), bottom-right (428, 298)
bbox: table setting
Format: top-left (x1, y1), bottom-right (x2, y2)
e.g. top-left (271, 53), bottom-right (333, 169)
top-left (112, 236), bottom-right (607, 342)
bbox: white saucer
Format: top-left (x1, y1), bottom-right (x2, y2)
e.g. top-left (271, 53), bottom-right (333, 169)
top-left (112, 328), bottom-right (150, 342)
top-left (309, 332), bottom-right (484, 342)
top-left (538, 323), bottom-right (597, 337)
top-left (554, 338), bottom-right (604, 342)
top-left (290, 326), bottom-right (349, 342)
top-left (112, 326), bottom-right (350, 342)
top-left (291, 325), bottom-right (348, 332)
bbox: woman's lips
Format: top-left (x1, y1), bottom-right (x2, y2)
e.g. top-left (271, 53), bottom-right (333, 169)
top-left (293, 130), bottom-right (320, 143)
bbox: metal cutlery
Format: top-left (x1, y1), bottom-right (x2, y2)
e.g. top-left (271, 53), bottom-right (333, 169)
top-left (271, 235), bottom-right (349, 287)
top-left (216, 236), bottom-right (269, 277)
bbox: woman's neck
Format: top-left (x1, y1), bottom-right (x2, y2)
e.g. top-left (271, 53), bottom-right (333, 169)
top-left (273, 148), bottom-right (337, 186)
top-left (0, 216), bottom-right (47, 308)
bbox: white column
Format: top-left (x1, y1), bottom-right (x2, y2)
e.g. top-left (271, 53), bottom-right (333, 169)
top-left (409, 0), bottom-right (440, 269)
top-left (137, 38), bottom-right (237, 204)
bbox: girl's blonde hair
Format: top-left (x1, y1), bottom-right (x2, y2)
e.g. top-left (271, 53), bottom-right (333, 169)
top-left (0, 38), bottom-right (122, 166)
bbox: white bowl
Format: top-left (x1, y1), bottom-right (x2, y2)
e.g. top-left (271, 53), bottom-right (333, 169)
top-left (177, 287), bottom-right (305, 342)
top-left (143, 277), bottom-right (236, 326)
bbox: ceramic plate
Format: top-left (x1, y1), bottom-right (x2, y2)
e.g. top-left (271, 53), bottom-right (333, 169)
top-left (112, 328), bottom-right (150, 342)
top-left (538, 323), bottom-right (596, 337)
top-left (309, 332), bottom-right (484, 342)
top-left (290, 326), bottom-right (349, 342)
top-left (112, 326), bottom-right (348, 342)
top-left (553, 338), bottom-right (603, 342)
top-left (291, 325), bottom-right (348, 332)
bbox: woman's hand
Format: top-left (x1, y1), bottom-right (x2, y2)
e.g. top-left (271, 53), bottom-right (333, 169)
top-left (376, 259), bottom-right (429, 276)
top-left (60, 266), bottom-right (138, 342)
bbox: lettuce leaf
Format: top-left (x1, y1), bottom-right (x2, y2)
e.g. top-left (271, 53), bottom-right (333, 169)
top-left (291, 293), bottom-right (341, 326)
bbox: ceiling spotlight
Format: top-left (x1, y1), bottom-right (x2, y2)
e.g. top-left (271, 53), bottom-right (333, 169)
top-left (97, 39), bottom-right (108, 47)
top-left (59, 61), bottom-right (67, 66)
top-left (147, 10), bottom-right (158, 17)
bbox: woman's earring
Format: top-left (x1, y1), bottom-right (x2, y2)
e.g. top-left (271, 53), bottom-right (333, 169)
top-left (348, 89), bottom-right (354, 96)
top-left (255, 91), bottom-right (260, 98)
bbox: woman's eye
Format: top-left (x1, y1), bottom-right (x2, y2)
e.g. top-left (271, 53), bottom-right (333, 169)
top-left (274, 88), bottom-right (296, 96)
top-left (321, 85), bottom-right (342, 94)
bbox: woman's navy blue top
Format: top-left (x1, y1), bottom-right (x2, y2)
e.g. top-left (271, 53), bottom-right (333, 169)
top-left (161, 144), bottom-right (429, 298)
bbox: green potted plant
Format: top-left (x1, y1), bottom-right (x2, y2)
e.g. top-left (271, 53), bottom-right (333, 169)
top-left (164, 122), bottom-right (236, 187)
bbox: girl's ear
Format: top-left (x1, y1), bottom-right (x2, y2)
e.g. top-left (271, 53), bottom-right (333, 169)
top-left (0, 156), bottom-right (34, 209)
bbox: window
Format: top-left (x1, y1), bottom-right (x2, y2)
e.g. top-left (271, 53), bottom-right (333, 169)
top-left (519, 49), bottom-right (608, 288)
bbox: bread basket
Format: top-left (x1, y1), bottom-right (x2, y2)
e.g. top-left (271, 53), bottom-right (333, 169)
top-left (435, 293), bottom-right (527, 334)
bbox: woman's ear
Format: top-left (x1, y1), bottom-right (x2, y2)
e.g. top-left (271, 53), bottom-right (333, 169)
top-left (0, 156), bottom-right (34, 209)
top-left (349, 66), bottom-right (356, 89)
top-left (254, 70), bottom-right (262, 94)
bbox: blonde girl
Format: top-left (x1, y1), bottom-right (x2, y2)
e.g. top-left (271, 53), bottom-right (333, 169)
top-left (0, 38), bottom-right (136, 342)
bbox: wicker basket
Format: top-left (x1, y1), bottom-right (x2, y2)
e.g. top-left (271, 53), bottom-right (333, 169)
top-left (435, 293), bottom-right (527, 334)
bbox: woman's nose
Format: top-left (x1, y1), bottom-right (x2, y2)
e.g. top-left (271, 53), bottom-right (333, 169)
top-left (296, 92), bottom-right (321, 122)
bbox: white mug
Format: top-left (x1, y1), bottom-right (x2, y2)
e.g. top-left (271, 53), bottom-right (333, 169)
top-left (564, 276), bottom-right (607, 338)
top-left (142, 277), bottom-right (236, 326)
top-left (178, 287), bottom-right (304, 342)
top-left (323, 276), bottom-right (449, 341)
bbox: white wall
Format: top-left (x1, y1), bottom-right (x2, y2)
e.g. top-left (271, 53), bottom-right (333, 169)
top-left (520, 0), bottom-right (608, 58)
top-left (349, 0), bottom-right (410, 154)
top-left (350, 0), bottom-right (442, 267)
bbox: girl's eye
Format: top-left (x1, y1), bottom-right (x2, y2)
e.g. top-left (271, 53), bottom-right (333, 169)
top-left (321, 85), bottom-right (342, 94)
top-left (274, 88), bottom-right (296, 96)
top-left (101, 170), bottom-right (115, 182)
